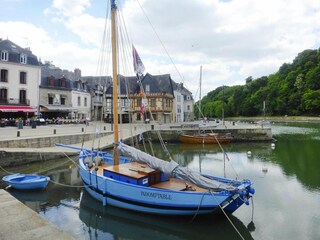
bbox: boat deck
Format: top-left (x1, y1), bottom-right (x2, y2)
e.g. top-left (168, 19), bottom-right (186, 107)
top-left (93, 161), bottom-right (208, 193)
top-left (151, 178), bottom-right (208, 192)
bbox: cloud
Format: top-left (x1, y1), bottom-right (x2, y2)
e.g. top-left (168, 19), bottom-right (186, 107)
top-left (118, 0), bottom-right (320, 97)
top-left (45, 0), bottom-right (91, 18)
top-left (1, 0), bottom-right (320, 99)
top-left (0, 21), bottom-right (51, 50)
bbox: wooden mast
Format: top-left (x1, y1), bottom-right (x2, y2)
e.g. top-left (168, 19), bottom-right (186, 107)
top-left (111, 0), bottom-right (119, 165)
top-left (199, 65), bottom-right (202, 120)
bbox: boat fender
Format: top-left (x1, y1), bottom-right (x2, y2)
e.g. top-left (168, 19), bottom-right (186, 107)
top-left (95, 156), bottom-right (102, 166)
top-left (80, 150), bottom-right (85, 158)
top-left (84, 158), bottom-right (93, 168)
top-left (248, 187), bottom-right (255, 195)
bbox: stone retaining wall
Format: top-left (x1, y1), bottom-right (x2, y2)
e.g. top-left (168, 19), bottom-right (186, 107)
top-left (147, 128), bottom-right (272, 142)
top-left (0, 132), bottom-right (112, 148)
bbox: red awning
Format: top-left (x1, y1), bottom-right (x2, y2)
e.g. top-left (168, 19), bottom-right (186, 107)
top-left (0, 105), bottom-right (36, 112)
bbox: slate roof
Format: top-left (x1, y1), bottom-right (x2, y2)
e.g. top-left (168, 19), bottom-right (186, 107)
top-left (0, 39), bottom-right (39, 66)
top-left (83, 76), bottom-right (113, 90)
top-left (141, 73), bottom-right (174, 95)
top-left (171, 80), bottom-right (194, 100)
top-left (106, 75), bottom-right (139, 95)
top-left (105, 73), bottom-right (174, 96)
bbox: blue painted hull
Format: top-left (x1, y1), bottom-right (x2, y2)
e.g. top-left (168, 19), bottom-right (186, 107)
top-left (2, 174), bottom-right (50, 190)
top-left (79, 152), bottom-right (254, 216)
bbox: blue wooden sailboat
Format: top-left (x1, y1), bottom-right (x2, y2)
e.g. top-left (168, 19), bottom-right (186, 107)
top-left (70, 0), bottom-right (255, 216)
top-left (2, 173), bottom-right (50, 190)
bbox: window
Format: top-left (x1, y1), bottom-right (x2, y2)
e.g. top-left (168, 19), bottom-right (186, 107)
top-left (150, 98), bottom-right (156, 107)
top-left (60, 78), bottom-right (66, 87)
top-left (20, 54), bottom-right (27, 64)
top-left (78, 96), bottom-right (81, 106)
top-left (137, 113), bottom-right (141, 121)
top-left (107, 99), bottom-right (112, 107)
top-left (178, 105), bottom-right (181, 113)
top-left (48, 94), bottom-right (54, 104)
top-left (19, 90), bottom-right (26, 104)
top-left (84, 97), bottom-right (87, 107)
top-left (1, 69), bottom-right (8, 82)
top-left (1, 51), bottom-right (8, 61)
top-left (152, 114), bottom-right (157, 121)
top-left (48, 76), bottom-right (55, 86)
top-left (187, 105), bottom-right (190, 111)
top-left (137, 98), bottom-right (142, 107)
top-left (145, 84), bottom-right (150, 93)
top-left (60, 96), bottom-right (66, 105)
top-left (0, 88), bottom-right (7, 104)
top-left (177, 95), bottom-right (181, 102)
top-left (20, 72), bottom-right (27, 84)
top-left (77, 81), bottom-right (81, 90)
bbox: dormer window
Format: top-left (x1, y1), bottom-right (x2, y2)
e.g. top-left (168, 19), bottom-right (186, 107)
top-left (60, 78), bottom-right (66, 87)
top-left (48, 76), bottom-right (55, 86)
top-left (145, 84), bottom-right (150, 93)
top-left (1, 51), bottom-right (8, 61)
top-left (77, 81), bottom-right (81, 89)
top-left (20, 54), bottom-right (27, 64)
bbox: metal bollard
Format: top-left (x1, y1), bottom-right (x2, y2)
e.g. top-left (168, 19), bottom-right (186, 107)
top-left (82, 128), bottom-right (84, 132)
top-left (17, 131), bottom-right (20, 137)
top-left (104, 126), bottom-right (106, 131)
top-left (54, 129), bottom-right (56, 134)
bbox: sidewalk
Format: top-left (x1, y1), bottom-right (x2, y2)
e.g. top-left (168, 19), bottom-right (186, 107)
top-left (0, 190), bottom-right (75, 240)
top-left (0, 122), bottom-right (138, 152)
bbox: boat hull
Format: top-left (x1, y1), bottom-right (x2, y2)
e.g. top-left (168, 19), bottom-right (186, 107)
top-left (2, 174), bottom-right (50, 190)
top-left (79, 156), bottom-right (251, 216)
top-left (179, 134), bottom-right (232, 144)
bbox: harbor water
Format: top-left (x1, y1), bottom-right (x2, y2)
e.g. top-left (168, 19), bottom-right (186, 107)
top-left (0, 122), bottom-right (319, 239)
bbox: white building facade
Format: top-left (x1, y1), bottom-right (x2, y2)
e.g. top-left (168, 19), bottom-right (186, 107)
top-left (0, 39), bottom-right (40, 117)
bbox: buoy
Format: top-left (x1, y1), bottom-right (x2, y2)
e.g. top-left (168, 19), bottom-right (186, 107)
top-left (271, 143), bottom-right (275, 149)
top-left (247, 151), bottom-right (252, 157)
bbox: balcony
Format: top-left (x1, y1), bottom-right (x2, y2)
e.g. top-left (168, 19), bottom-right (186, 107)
top-left (0, 98), bottom-right (30, 106)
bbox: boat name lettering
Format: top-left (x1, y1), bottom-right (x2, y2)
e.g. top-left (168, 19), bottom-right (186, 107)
top-left (141, 191), bottom-right (172, 200)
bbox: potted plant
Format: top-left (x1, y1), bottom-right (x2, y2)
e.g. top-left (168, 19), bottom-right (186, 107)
top-left (31, 116), bottom-right (37, 128)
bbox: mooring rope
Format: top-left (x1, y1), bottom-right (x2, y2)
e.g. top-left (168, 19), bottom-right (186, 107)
top-left (0, 165), bottom-right (15, 175)
top-left (48, 179), bottom-right (85, 188)
top-left (209, 190), bottom-right (246, 240)
top-left (190, 191), bottom-right (208, 222)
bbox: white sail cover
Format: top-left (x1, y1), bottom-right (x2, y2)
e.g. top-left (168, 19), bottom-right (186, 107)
top-left (117, 143), bottom-right (236, 191)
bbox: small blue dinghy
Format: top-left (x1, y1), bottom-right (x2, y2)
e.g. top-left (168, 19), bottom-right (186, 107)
top-left (2, 173), bottom-right (50, 190)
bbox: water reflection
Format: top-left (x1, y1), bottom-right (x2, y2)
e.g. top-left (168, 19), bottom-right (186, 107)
top-left (1, 122), bottom-right (320, 239)
top-left (80, 190), bottom-right (254, 240)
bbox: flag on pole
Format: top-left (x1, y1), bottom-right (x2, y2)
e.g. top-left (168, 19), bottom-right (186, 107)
top-left (141, 98), bottom-right (148, 115)
top-left (141, 100), bottom-right (145, 115)
top-left (132, 45), bottom-right (145, 74)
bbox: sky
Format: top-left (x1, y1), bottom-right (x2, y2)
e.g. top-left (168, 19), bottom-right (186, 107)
top-left (0, 0), bottom-right (320, 100)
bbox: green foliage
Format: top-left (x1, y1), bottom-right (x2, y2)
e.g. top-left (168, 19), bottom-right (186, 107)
top-left (196, 48), bottom-right (320, 117)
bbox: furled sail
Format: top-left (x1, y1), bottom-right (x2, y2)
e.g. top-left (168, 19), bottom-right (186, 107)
top-left (117, 143), bottom-right (236, 191)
